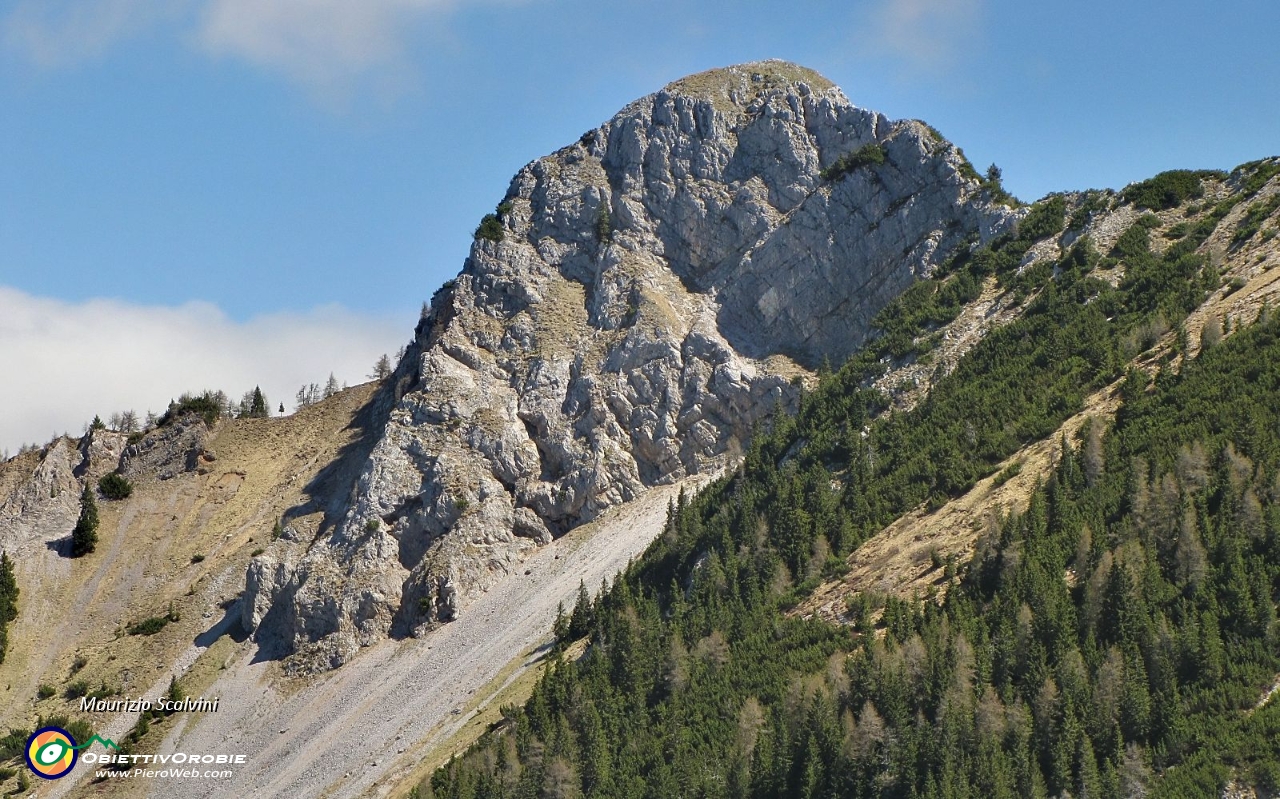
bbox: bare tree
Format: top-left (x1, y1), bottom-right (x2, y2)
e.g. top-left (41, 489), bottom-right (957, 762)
top-left (323, 373), bottom-right (340, 399)
top-left (1083, 419), bottom-right (1105, 487)
top-left (1200, 315), bottom-right (1223, 351)
top-left (295, 383), bottom-right (321, 411)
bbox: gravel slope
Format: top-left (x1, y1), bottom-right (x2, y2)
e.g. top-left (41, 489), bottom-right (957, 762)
top-left (122, 477), bottom-right (704, 799)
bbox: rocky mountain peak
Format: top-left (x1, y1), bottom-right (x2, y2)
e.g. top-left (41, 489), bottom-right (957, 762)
top-left (658, 60), bottom-right (837, 116)
top-left (242, 63), bottom-right (1020, 671)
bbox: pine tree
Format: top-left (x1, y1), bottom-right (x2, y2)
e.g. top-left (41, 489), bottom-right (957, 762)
top-left (552, 601), bottom-right (569, 647)
top-left (250, 386), bottom-right (268, 417)
top-left (0, 552), bottom-right (17, 622)
top-left (0, 551), bottom-right (17, 665)
top-left (71, 484), bottom-right (99, 557)
top-left (568, 581), bottom-right (593, 640)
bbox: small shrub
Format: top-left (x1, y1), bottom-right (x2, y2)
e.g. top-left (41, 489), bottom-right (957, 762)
top-left (0, 728), bottom-right (31, 761)
top-left (65, 680), bottom-right (89, 700)
top-left (70, 655), bottom-right (87, 675)
top-left (97, 473), bottom-right (132, 500)
top-left (1238, 158), bottom-right (1280, 197)
top-left (163, 676), bottom-right (183, 716)
top-left (0, 766), bottom-right (14, 780)
top-left (127, 616), bottom-right (169, 636)
top-left (1232, 195), bottom-right (1280, 247)
top-left (820, 143), bottom-right (886, 181)
top-left (158, 391), bottom-right (223, 428)
top-left (954, 148), bottom-right (982, 182)
top-left (1122, 169), bottom-right (1217, 210)
top-left (364, 518), bottom-right (381, 533)
top-left (37, 684), bottom-right (56, 700)
top-left (1068, 191), bottom-right (1111, 230)
top-left (474, 214), bottom-right (504, 243)
top-left (1017, 195), bottom-right (1067, 242)
top-left (190, 554), bottom-right (205, 564)
top-left (251, 548), bottom-right (265, 557)
top-left (595, 204), bottom-right (612, 244)
top-left (129, 714), bottom-right (150, 743)
top-left (66, 718), bottom-right (93, 746)
top-left (993, 461), bottom-right (1023, 487)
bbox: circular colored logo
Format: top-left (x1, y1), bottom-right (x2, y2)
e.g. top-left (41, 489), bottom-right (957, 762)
top-left (25, 727), bottom-right (78, 779)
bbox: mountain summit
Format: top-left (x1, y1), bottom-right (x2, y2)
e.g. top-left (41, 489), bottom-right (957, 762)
top-left (242, 61), bottom-right (1018, 670)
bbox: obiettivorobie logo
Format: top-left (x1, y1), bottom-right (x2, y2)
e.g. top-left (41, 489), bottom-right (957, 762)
top-left (23, 725), bottom-right (247, 781)
top-left (24, 727), bottom-right (119, 780)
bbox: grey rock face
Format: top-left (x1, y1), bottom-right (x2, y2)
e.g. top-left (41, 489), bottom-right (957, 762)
top-left (243, 61), bottom-right (1017, 670)
top-left (0, 440), bottom-right (84, 556)
top-left (119, 417), bottom-right (210, 481)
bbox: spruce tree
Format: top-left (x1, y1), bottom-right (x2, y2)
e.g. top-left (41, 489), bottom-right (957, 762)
top-left (568, 580), bottom-right (593, 639)
top-left (0, 552), bottom-right (17, 622)
top-left (71, 484), bottom-right (99, 557)
top-left (0, 551), bottom-right (16, 665)
top-left (250, 386), bottom-right (268, 417)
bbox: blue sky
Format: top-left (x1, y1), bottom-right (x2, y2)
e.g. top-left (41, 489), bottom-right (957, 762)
top-left (2, 0), bottom-right (1280, 452)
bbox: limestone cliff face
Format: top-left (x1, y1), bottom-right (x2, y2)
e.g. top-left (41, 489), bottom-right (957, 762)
top-left (242, 61), bottom-right (1018, 670)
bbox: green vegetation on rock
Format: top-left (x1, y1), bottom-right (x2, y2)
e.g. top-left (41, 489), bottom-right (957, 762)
top-left (820, 143), bottom-right (886, 182)
top-left (158, 391), bottom-right (224, 428)
top-left (98, 472), bottom-right (133, 500)
top-left (1122, 169), bottom-right (1222, 211)
top-left (0, 553), bottom-right (16, 665)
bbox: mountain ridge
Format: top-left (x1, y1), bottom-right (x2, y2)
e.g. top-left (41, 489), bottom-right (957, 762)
top-left (241, 59), bottom-right (1019, 672)
top-left (2, 61), bottom-right (1279, 799)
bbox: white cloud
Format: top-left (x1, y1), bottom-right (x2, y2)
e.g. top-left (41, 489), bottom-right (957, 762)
top-left (0, 286), bottom-right (410, 455)
top-left (3, 0), bottom-right (515, 100)
top-left (862, 0), bottom-right (984, 74)
top-left (196, 0), bottom-right (454, 97)
top-left (1, 0), bottom-right (185, 67)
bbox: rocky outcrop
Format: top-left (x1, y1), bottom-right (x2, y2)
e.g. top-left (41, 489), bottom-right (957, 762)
top-left (75, 428), bottom-right (127, 483)
top-left (119, 417), bottom-right (211, 481)
top-left (243, 60), bottom-right (1019, 671)
top-left (0, 440), bottom-right (82, 556)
